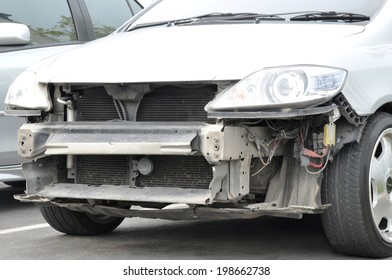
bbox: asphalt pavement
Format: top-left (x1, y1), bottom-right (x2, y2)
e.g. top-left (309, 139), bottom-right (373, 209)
top-left (0, 182), bottom-right (380, 260)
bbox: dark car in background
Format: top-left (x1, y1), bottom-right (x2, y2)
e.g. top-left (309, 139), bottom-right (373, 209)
top-left (0, 0), bottom-right (143, 186)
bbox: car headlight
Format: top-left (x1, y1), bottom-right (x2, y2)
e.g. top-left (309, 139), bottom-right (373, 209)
top-left (5, 70), bottom-right (51, 111)
top-left (205, 65), bottom-right (347, 111)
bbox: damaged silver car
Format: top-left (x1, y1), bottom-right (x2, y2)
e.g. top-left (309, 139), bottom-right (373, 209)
top-left (4, 0), bottom-right (392, 258)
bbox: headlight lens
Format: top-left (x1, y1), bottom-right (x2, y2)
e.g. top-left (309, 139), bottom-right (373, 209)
top-left (205, 65), bottom-right (347, 111)
top-left (5, 70), bottom-right (51, 111)
top-left (269, 70), bottom-right (307, 102)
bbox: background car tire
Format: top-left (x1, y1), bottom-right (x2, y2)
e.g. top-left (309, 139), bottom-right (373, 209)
top-left (321, 112), bottom-right (392, 258)
top-left (39, 205), bottom-right (124, 235)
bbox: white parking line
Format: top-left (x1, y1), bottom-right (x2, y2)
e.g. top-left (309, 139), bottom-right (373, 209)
top-left (0, 223), bottom-right (50, 235)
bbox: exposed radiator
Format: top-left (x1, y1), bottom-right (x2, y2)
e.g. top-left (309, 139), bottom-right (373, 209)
top-left (75, 155), bottom-right (129, 185)
top-left (74, 86), bottom-right (215, 189)
top-left (76, 85), bottom-right (216, 123)
top-left (136, 85), bottom-right (216, 123)
top-left (137, 156), bottom-right (212, 189)
top-left (76, 88), bottom-right (124, 121)
top-left (75, 155), bottom-right (213, 189)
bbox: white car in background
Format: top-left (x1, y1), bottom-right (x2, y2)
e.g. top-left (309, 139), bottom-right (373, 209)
top-left (0, 0), bottom-right (143, 187)
top-left (5, 0), bottom-right (392, 258)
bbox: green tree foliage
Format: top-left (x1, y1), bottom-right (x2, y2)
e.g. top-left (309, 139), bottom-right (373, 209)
top-left (35, 15), bottom-right (116, 42)
top-left (36, 15), bottom-right (77, 42)
top-left (94, 25), bottom-right (115, 39)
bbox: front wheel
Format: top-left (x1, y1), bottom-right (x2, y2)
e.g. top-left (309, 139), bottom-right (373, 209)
top-left (322, 112), bottom-right (392, 258)
top-left (39, 205), bottom-right (124, 235)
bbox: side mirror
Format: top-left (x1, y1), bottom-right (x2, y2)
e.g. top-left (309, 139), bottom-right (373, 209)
top-left (0, 23), bottom-right (30, 45)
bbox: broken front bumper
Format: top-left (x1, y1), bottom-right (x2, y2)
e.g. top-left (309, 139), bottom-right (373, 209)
top-left (16, 121), bottom-right (328, 219)
top-left (17, 121), bottom-right (269, 204)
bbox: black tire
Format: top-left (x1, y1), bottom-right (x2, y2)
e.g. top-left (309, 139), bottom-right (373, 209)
top-left (321, 112), bottom-right (392, 258)
top-left (39, 205), bottom-right (124, 235)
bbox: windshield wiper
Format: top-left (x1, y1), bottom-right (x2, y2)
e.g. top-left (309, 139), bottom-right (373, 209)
top-left (178, 12), bottom-right (285, 22)
top-left (129, 12), bottom-right (284, 31)
top-left (167, 13), bottom-right (284, 26)
top-left (290, 11), bottom-right (370, 22)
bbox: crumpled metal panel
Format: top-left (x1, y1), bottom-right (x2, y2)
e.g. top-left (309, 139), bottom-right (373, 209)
top-left (13, 196), bottom-right (329, 220)
top-left (265, 152), bottom-right (322, 208)
top-left (17, 183), bottom-right (214, 205)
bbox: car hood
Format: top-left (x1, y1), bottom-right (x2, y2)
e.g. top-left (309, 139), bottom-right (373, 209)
top-left (34, 23), bottom-right (365, 84)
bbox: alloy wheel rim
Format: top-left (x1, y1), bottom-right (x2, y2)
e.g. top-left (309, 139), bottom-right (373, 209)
top-left (369, 128), bottom-right (392, 243)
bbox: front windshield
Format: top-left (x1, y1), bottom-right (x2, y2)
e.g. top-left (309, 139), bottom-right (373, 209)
top-left (130, 0), bottom-right (385, 27)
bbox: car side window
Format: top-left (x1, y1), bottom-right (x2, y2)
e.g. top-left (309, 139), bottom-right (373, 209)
top-left (84, 0), bottom-right (142, 39)
top-left (0, 0), bottom-right (77, 45)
